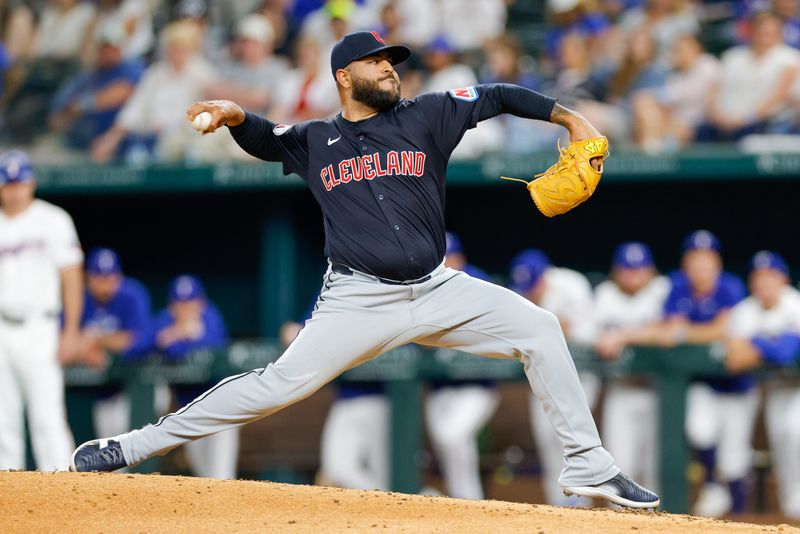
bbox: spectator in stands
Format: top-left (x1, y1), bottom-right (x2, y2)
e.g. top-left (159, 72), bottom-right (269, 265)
top-left (153, 274), bottom-right (237, 479)
top-left (424, 232), bottom-right (499, 500)
top-left (374, 0), bottom-right (425, 98)
top-left (387, 0), bottom-right (439, 48)
top-left (90, 19), bottom-right (216, 163)
top-left (271, 35), bottom-right (339, 123)
top-left (172, 0), bottom-right (227, 64)
top-left (301, 0), bottom-right (359, 53)
top-left (725, 251), bottom-right (800, 520)
top-left (775, 0), bottom-right (800, 48)
top-left (631, 34), bottom-right (720, 152)
top-left (543, 0), bottom-right (611, 73)
top-left (578, 26), bottom-right (667, 143)
top-left (87, 0), bottom-right (154, 61)
top-left (48, 23), bottom-right (144, 151)
top-left (0, 1), bottom-right (36, 62)
top-left (256, 0), bottom-right (295, 54)
top-left (508, 249), bottom-right (598, 506)
top-left (205, 14), bottom-right (288, 116)
top-left (74, 248), bottom-right (153, 447)
top-left (3, 0), bottom-right (97, 143)
top-left (440, 0), bottom-right (506, 52)
top-left (594, 242), bottom-right (671, 493)
top-left (422, 35), bottom-right (502, 158)
top-left (696, 11), bottom-right (800, 142)
top-left (617, 0), bottom-right (700, 66)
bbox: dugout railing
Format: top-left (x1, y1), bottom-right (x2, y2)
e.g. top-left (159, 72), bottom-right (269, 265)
top-left (64, 342), bottom-right (799, 514)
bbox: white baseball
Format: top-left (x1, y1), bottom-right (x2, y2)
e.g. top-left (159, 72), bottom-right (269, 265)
top-left (192, 111), bottom-right (213, 132)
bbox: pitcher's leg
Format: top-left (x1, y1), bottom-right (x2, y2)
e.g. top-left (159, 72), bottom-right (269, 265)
top-left (413, 274), bottom-right (617, 487)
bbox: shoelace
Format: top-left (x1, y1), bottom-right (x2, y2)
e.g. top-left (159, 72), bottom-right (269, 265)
top-left (99, 444), bottom-right (124, 465)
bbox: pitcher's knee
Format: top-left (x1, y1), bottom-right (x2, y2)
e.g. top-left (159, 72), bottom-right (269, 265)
top-left (256, 364), bottom-right (328, 405)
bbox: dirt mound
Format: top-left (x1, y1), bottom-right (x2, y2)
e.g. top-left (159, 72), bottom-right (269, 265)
top-left (0, 472), bottom-right (796, 533)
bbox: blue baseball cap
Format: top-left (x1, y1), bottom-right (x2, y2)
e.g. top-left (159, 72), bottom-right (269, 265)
top-left (682, 230), bottom-right (721, 253)
top-left (749, 250), bottom-right (789, 276)
top-left (330, 31), bottom-right (411, 78)
top-left (612, 242), bottom-right (654, 270)
top-left (509, 249), bottom-right (550, 293)
top-left (0, 150), bottom-right (35, 185)
top-left (428, 35), bottom-right (454, 54)
top-left (169, 274), bottom-right (206, 301)
top-left (445, 232), bottom-right (463, 255)
top-left (86, 248), bottom-right (122, 275)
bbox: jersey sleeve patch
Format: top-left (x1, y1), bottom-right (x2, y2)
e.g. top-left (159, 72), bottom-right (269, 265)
top-left (273, 124), bottom-right (293, 136)
top-left (448, 86), bottom-right (479, 102)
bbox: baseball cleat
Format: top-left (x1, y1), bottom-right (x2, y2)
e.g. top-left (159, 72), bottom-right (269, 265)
top-left (69, 438), bottom-right (128, 473)
top-left (562, 472), bottom-right (660, 509)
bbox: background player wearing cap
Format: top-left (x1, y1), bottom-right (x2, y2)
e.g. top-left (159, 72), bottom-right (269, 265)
top-left (76, 248), bottom-right (154, 443)
top-left (724, 251), bottom-right (800, 519)
top-left (594, 242), bottom-right (671, 493)
top-left (73, 31), bottom-right (659, 510)
top-left (508, 249), bottom-right (598, 505)
top-left (153, 274), bottom-right (235, 479)
top-left (0, 150), bottom-right (83, 471)
top-left (424, 232), bottom-right (499, 499)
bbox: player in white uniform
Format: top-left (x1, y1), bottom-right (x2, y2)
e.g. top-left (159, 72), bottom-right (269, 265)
top-left (593, 242), bottom-right (671, 493)
top-left (508, 249), bottom-right (598, 505)
top-left (0, 150), bottom-right (84, 471)
top-left (724, 251), bottom-right (800, 519)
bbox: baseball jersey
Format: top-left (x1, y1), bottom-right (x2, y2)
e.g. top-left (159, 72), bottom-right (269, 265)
top-left (229, 83), bottom-right (555, 281)
top-left (152, 302), bottom-right (229, 361)
top-left (594, 276), bottom-right (671, 329)
top-left (729, 287), bottom-right (800, 366)
top-left (664, 271), bottom-right (748, 391)
top-left (81, 277), bottom-right (152, 358)
top-left (539, 267), bottom-right (596, 345)
top-left (0, 199), bottom-right (83, 317)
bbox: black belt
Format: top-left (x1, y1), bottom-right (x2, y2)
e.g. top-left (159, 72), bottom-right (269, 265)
top-left (331, 261), bottom-right (432, 285)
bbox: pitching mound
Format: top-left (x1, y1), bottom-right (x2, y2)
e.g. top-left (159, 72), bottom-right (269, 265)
top-left (0, 472), bottom-right (797, 533)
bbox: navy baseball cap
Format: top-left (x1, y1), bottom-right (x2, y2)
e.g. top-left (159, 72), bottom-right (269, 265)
top-left (0, 150), bottom-right (35, 185)
top-left (509, 249), bottom-right (550, 293)
top-left (169, 274), bottom-right (205, 301)
top-left (330, 31), bottom-right (411, 78)
top-left (612, 242), bottom-right (655, 270)
top-left (749, 250), bottom-right (789, 276)
top-left (445, 232), bottom-right (463, 255)
top-left (682, 230), bottom-right (721, 253)
top-left (86, 248), bottom-right (122, 275)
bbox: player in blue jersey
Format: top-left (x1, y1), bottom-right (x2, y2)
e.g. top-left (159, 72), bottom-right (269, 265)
top-left (153, 274), bottom-right (235, 479)
top-left (73, 31), bottom-right (659, 510)
top-left (76, 248), bottom-right (153, 444)
top-left (663, 231), bottom-right (751, 517)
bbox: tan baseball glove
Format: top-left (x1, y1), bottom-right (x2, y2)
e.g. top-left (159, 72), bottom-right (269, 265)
top-left (502, 136), bottom-right (609, 217)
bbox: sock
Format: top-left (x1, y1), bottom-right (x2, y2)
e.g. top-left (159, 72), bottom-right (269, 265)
top-left (728, 477), bottom-right (748, 513)
top-left (697, 448), bottom-right (717, 483)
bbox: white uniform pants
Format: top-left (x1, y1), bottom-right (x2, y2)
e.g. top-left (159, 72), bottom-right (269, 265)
top-left (0, 317), bottom-right (73, 470)
top-left (602, 383), bottom-right (658, 492)
top-left (120, 264), bottom-right (619, 489)
top-left (765, 383), bottom-right (800, 518)
top-left (685, 383), bottom-right (759, 481)
top-left (425, 385), bottom-right (500, 499)
top-left (529, 373), bottom-right (601, 504)
top-left (320, 394), bottom-right (389, 490)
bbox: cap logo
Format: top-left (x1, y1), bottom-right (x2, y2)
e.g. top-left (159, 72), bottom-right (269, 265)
top-left (7, 160), bottom-right (19, 179)
top-left (176, 277), bottom-right (194, 298)
top-left (626, 246), bottom-right (644, 264)
top-left (98, 251), bottom-right (115, 270)
top-left (371, 31), bottom-right (385, 43)
top-left (512, 266), bottom-right (532, 285)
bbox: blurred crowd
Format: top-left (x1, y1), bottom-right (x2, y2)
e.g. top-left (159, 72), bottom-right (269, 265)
top-left (5, 0), bottom-right (800, 163)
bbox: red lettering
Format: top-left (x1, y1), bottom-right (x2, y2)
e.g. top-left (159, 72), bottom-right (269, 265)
top-left (329, 164), bottom-right (340, 186)
top-left (386, 151), bottom-right (400, 175)
top-left (373, 152), bottom-right (387, 177)
top-left (339, 160), bottom-right (351, 183)
top-left (320, 167), bottom-right (332, 191)
top-left (351, 157), bottom-right (363, 181)
top-left (401, 151), bottom-right (414, 175)
top-left (414, 152), bottom-right (426, 177)
top-left (362, 154), bottom-right (376, 180)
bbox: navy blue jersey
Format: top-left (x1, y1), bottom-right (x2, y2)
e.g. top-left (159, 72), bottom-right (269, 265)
top-left (230, 83), bottom-right (555, 281)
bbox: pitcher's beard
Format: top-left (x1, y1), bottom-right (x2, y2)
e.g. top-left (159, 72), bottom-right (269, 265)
top-left (351, 76), bottom-right (401, 112)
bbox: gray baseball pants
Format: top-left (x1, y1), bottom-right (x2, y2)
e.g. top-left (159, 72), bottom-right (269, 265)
top-left (119, 262), bottom-right (619, 487)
